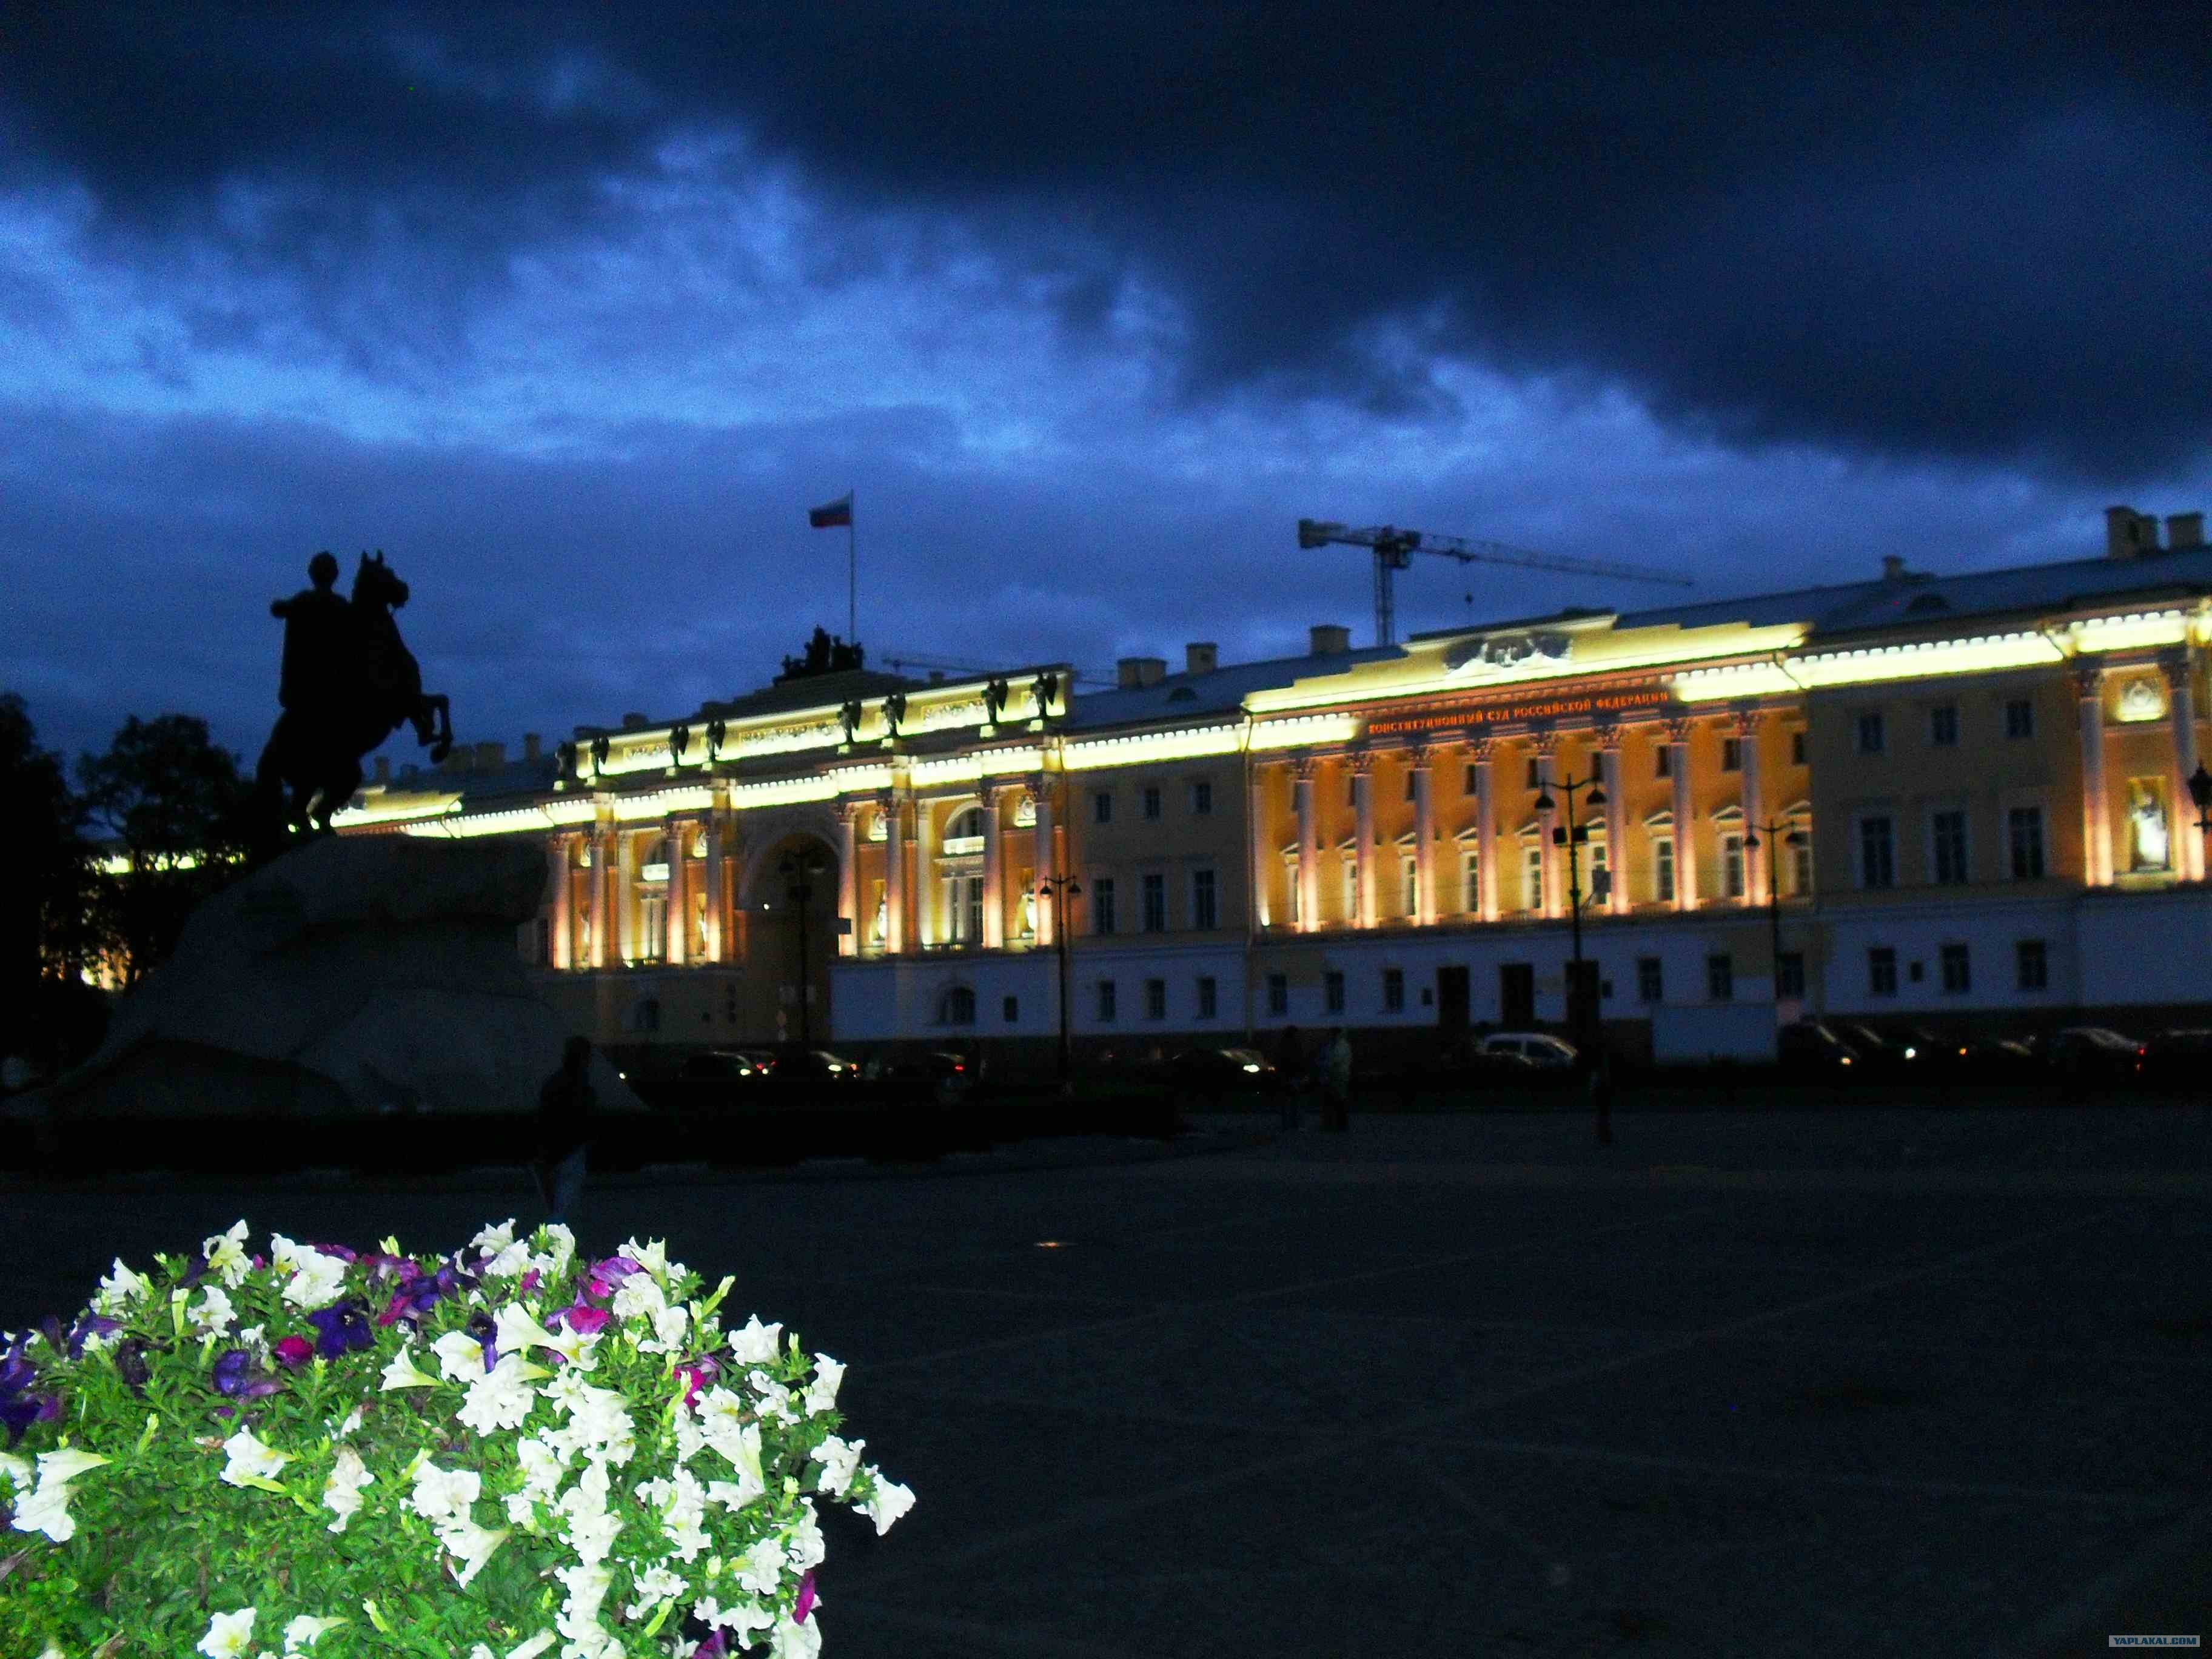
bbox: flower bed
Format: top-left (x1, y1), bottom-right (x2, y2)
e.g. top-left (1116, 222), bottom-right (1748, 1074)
top-left (0, 1219), bottom-right (911, 1657)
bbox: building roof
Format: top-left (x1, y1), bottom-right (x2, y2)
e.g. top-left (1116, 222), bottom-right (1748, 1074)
top-left (1060, 644), bottom-right (1403, 732)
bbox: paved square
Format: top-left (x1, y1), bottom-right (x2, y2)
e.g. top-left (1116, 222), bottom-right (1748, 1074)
top-left (4, 1105), bottom-right (2206, 1657)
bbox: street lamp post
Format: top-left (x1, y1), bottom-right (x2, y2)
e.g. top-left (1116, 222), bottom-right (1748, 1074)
top-left (777, 850), bottom-right (828, 1047)
top-left (1534, 771), bottom-right (1608, 1049)
top-left (1741, 817), bottom-right (1807, 1004)
top-left (1036, 871), bottom-right (1082, 1089)
top-left (2190, 764), bottom-right (2212, 872)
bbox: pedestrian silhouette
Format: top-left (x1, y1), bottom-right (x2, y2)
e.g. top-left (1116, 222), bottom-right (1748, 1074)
top-left (535, 1034), bottom-right (596, 1223)
top-left (1275, 1024), bottom-right (1306, 1131)
top-left (1319, 1027), bottom-right (1353, 1131)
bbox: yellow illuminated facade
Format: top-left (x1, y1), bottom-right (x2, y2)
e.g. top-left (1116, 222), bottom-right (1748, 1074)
top-left (341, 508), bottom-right (2212, 1061)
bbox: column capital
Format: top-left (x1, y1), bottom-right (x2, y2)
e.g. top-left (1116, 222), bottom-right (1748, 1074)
top-left (1407, 740), bottom-right (1432, 769)
top-left (1594, 720), bottom-right (1624, 751)
top-left (1348, 746), bottom-right (1375, 775)
top-left (1664, 715), bottom-right (1697, 745)
top-left (1024, 771), bottom-right (1049, 802)
top-left (1290, 752), bottom-right (1319, 781)
top-left (2074, 662), bottom-right (2105, 699)
top-left (2159, 646), bottom-right (2196, 687)
top-left (875, 786), bottom-right (897, 815)
top-left (1463, 731), bottom-right (1496, 762)
top-left (1731, 706), bottom-right (1766, 734)
top-left (834, 797), bottom-right (860, 825)
top-left (1529, 727), bottom-right (1560, 757)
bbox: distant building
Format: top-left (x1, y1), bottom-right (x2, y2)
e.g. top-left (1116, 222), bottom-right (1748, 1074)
top-left (341, 504), bottom-right (2212, 1061)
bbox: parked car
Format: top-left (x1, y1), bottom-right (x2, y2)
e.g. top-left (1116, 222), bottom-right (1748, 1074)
top-left (1834, 1023), bottom-right (1919, 1076)
top-left (1169, 1047), bottom-right (1277, 1097)
top-left (768, 1046), bottom-right (862, 1084)
top-left (2143, 1028), bottom-right (2212, 1090)
top-left (879, 1050), bottom-right (975, 1088)
top-left (1478, 1032), bottom-right (1580, 1070)
top-left (682, 1050), bottom-right (778, 1082)
top-left (2045, 1027), bottom-right (2144, 1087)
top-left (1947, 1037), bottom-right (2039, 1080)
top-left (1778, 1019), bottom-right (1862, 1075)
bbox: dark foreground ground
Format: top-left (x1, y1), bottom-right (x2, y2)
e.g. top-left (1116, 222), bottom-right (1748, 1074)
top-left (3, 1101), bottom-right (2206, 1658)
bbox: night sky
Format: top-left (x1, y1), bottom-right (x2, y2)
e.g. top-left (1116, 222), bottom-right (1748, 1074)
top-left (5, 6), bottom-right (2208, 769)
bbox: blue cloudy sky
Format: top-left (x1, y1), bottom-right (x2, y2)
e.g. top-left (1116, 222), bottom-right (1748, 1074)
top-left (4, 5), bottom-right (2208, 768)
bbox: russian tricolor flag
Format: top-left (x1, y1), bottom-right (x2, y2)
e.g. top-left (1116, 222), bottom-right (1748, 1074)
top-left (808, 494), bottom-right (853, 529)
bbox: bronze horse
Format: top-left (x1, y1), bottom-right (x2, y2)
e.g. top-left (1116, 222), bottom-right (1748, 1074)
top-left (256, 551), bottom-right (453, 834)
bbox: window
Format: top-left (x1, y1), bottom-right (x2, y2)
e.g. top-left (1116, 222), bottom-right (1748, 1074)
top-left (1401, 856), bottom-right (1418, 916)
top-left (1096, 980), bottom-right (1117, 1022)
top-left (1587, 837), bottom-right (1608, 901)
top-left (946, 874), bottom-right (984, 942)
top-left (1655, 746), bottom-right (1674, 779)
top-left (1463, 762), bottom-right (1481, 796)
top-left (1858, 816), bottom-right (1895, 888)
top-left (1142, 872), bottom-right (1167, 933)
top-left (2005, 698), bottom-right (2035, 740)
top-left (1791, 730), bottom-right (1806, 765)
top-left (1324, 970), bottom-right (1345, 1014)
top-left (1382, 968), bottom-right (1404, 1012)
top-left (1196, 976), bottom-right (1218, 1019)
top-left (1654, 836), bottom-right (1676, 904)
top-left (1931, 811), bottom-right (1969, 885)
top-left (1265, 973), bottom-right (1288, 1017)
top-left (1940, 943), bottom-right (1971, 994)
top-left (2016, 939), bottom-right (2048, 991)
top-left (1462, 849), bottom-right (1481, 913)
top-left (1145, 977), bottom-right (1167, 1020)
top-left (1285, 861), bottom-right (1301, 927)
top-left (1093, 791), bottom-right (1113, 825)
top-left (939, 985), bottom-right (976, 1025)
top-left (1191, 868), bottom-right (1218, 930)
top-left (1721, 736), bottom-right (1742, 773)
top-left (1346, 774), bottom-right (1358, 808)
top-left (1188, 779), bottom-right (1213, 816)
top-left (1791, 833), bottom-right (1814, 897)
top-left (1929, 705), bottom-right (1958, 746)
top-left (1524, 844), bottom-right (1544, 912)
top-left (1342, 860), bottom-right (1358, 920)
top-left (1091, 877), bottom-right (1117, 935)
top-left (1526, 757), bottom-right (1543, 789)
top-left (1002, 994), bottom-right (1020, 1023)
top-left (1636, 957), bottom-right (1664, 1003)
top-left (1857, 711), bottom-right (1886, 754)
top-left (1706, 954), bottom-right (1734, 1002)
top-left (1142, 784), bottom-right (1162, 821)
top-left (1868, 947), bottom-right (1897, 997)
top-left (1721, 833), bottom-right (1746, 900)
top-left (631, 997), bottom-right (661, 1034)
top-left (2009, 807), bottom-right (2045, 879)
top-left (1777, 951), bottom-right (1806, 999)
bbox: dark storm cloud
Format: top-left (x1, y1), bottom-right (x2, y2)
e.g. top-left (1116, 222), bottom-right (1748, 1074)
top-left (7, 5), bottom-right (2208, 475)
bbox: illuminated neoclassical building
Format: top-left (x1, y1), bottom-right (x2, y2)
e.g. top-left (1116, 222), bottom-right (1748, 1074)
top-left (340, 504), bottom-right (2212, 1062)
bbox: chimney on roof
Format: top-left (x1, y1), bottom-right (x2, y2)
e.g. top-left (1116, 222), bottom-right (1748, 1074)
top-left (373, 756), bottom-right (390, 785)
top-left (1882, 555), bottom-right (1909, 582)
top-left (929, 669), bottom-right (944, 684)
top-left (1185, 642), bottom-right (1218, 675)
top-left (2106, 504), bottom-right (2162, 560)
top-left (523, 732), bottom-right (541, 761)
top-left (2167, 512), bottom-right (2204, 551)
top-left (475, 741), bottom-right (504, 770)
top-left (1116, 656), bottom-right (1167, 689)
top-left (621, 712), bottom-right (648, 729)
top-left (1309, 624), bottom-right (1352, 655)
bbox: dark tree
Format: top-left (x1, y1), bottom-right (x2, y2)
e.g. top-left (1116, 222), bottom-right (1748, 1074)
top-left (0, 695), bottom-right (102, 1073)
top-left (76, 714), bottom-right (256, 987)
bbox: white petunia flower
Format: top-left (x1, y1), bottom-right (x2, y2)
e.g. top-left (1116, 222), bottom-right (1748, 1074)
top-left (857, 1472), bottom-right (916, 1535)
top-left (726, 1314), bottom-right (782, 1366)
top-left (692, 1595), bottom-right (776, 1637)
top-left (804, 1355), bottom-right (845, 1416)
top-left (93, 1256), bottom-right (150, 1314)
top-left (747, 1369), bottom-right (798, 1424)
top-left (471, 1219), bottom-right (517, 1258)
top-left (769, 1610), bottom-right (824, 1659)
top-left (483, 1238), bottom-right (534, 1279)
top-left (512, 1435), bottom-right (569, 1502)
top-left (36, 1449), bottom-right (110, 1487)
top-left (10, 1478), bottom-right (79, 1542)
top-left (733, 1535), bottom-right (787, 1596)
top-left (617, 1236), bottom-right (670, 1282)
top-left (492, 1302), bottom-right (557, 1356)
top-left (379, 1343), bottom-right (440, 1391)
top-left (609, 1271), bottom-right (665, 1324)
top-left (190, 1285), bottom-right (238, 1338)
top-left (281, 1614), bottom-right (348, 1652)
top-left (786, 1501), bottom-right (826, 1572)
top-left (431, 1330), bottom-right (489, 1382)
top-left (471, 1637), bottom-right (555, 1659)
top-left (279, 1253), bottom-right (349, 1312)
top-left (539, 1322), bottom-right (598, 1371)
top-left (534, 1222), bottom-right (576, 1278)
top-left (322, 1445), bottom-right (373, 1533)
top-left (552, 1560), bottom-right (616, 1658)
top-left (203, 1221), bottom-right (253, 1289)
top-left (809, 1435), bottom-right (863, 1497)
top-left (457, 1353), bottom-right (546, 1436)
top-left (0, 1450), bottom-right (31, 1495)
top-left (435, 1513), bottom-right (510, 1587)
top-left (637, 1298), bottom-right (689, 1356)
top-left (622, 1564), bottom-right (688, 1621)
top-left (406, 1459), bottom-right (481, 1523)
top-left (197, 1607), bottom-right (256, 1659)
top-left (218, 1429), bottom-right (290, 1488)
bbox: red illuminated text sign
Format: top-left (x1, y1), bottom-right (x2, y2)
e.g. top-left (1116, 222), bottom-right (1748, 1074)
top-left (1364, 683), bottom-right (1677, 738)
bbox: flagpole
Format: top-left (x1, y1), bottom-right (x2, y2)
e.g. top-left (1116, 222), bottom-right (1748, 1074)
top-left (848, 490), bottom-right (857, 648)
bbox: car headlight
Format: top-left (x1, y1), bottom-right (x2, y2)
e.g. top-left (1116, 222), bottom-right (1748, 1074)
top-left (1242, 1063), bottom-right (1261, 1073)
top-left (1840, 1056), bottom-right (1852, 1065)
top-left (1902, 1047), bottom-right (1917, 1059)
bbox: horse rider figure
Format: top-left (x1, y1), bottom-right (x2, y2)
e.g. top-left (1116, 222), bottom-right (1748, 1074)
top-left (271, 551), bottom-right (350, 726)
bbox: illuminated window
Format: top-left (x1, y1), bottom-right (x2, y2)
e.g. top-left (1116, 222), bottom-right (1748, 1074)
top-left (1721, 834), bottom-right (1745, 900)
top-left (1342, 860), bottom-right (1357, 920)
top-left (1653, 836), bottom-right (1675, 904)
top-left (1401, 856), bottom-right (1418, 915)
top-left (1524, 844), bottom-right (1544, 911)
top-left (1462, 848), bottom-right (1481, 913)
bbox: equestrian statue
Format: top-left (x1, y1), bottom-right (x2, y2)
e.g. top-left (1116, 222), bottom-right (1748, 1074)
top-left (256, 549), bottom-right (454, 835)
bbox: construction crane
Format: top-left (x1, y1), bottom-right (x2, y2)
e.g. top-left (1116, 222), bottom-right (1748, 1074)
top-left (1297, 518), bottom-right (1694, 646)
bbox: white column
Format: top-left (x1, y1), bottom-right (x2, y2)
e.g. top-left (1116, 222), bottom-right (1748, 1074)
top-left (881, 789), bottom-right (907, 954)
top-left (979, 780), bottom-right (1005, 948)
top-left (1250, 763), bottom-right (1275, 929)
top-left (586, 824), bottom-right (608, 968)
top-left (614, 832), bottom-right (635, 964)
top-left (1535, 737), bottom-right (1563, 919)
top-left (2164, 651), bottom-right (2202, 881)
top-left (834, 800), bottom-right (857, 958)
top-left (911, 794), bottom-right (936, 947)
top-left (547, 833), bottom-right (571, 970)
top-left (1293, 756), bottom-right (1319, 933)
top-left (1599, 728), bottom-right (1629, 916)
top-left (1668, 719), bottom-right (1698, 911)
top-left (665, 814), bottom-right (689, 966)
top-left (1472, 739), bottom-right (1498, 922)
top-left (1351, 751), bottom-right (1375, 928)
top-left (1737, 711), bottom-right (1766, 906)
top-left (1029, 775), bottom-right (1056, 948)
top-left (2078, 666), bottom-right (2110, 888)
top-left (1410, 745), bottom-right (1435, 927)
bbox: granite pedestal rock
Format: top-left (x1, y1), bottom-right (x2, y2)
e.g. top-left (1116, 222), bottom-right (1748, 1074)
top-left (40, 834), bottom-right (640, 1119)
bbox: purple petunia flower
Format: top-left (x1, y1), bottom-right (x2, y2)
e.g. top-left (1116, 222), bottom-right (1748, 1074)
top-left (212, 1349), bottom-right (283, 1401)
top-left (64, 1315), bottom-right (122, 1359)
top-left (517, 1268), bottom-right (542, 1296)
top-left (464, 1312), bottom-right (499, 1375)
top-left (688, 1635), bottom-right (727, 1659)
top-left (111, 1337), bottom-right (152, 1390)
top-left (793, 1570), bottom-right (817, 1624)
top-left (306, 1302), bottom-right (374, 1360)
top-left (313, 1242), bottom-right (358, 1263)
top-left (673, 1354), bottom-right (720, 1409)
top-left (0, 1346), bottom-right (60, 1447)
top-left (556, 1304), bottom-right (612, 1337)
top-left (272, 1336), bottom-right (313, 1371)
